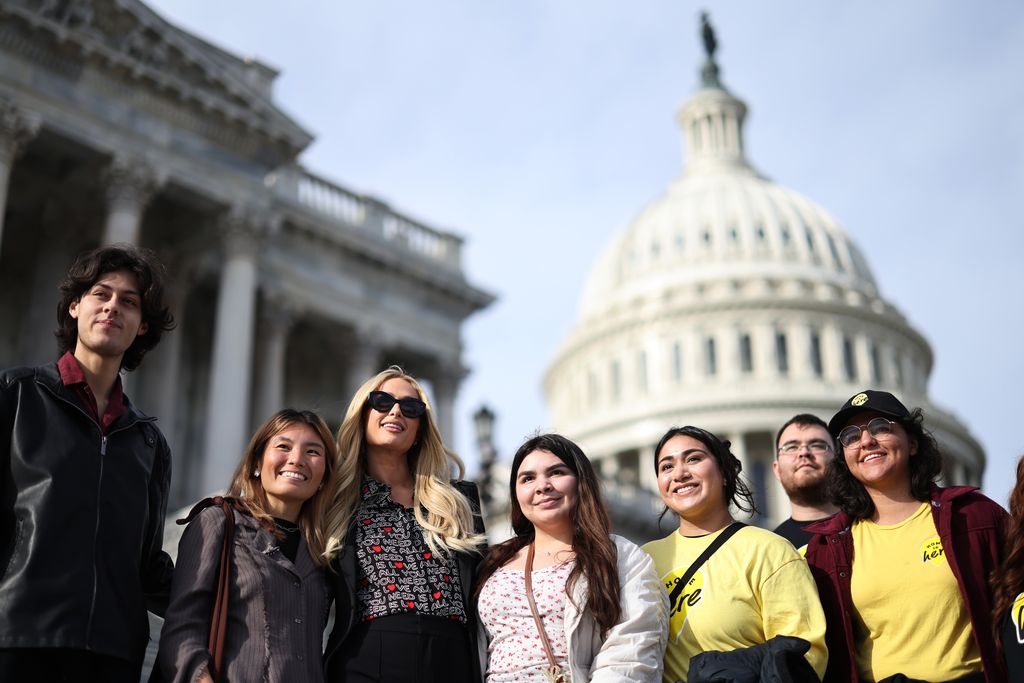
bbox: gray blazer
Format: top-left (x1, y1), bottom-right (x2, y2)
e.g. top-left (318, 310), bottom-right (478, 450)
top-left (155, 506), bottom-right (330, 683)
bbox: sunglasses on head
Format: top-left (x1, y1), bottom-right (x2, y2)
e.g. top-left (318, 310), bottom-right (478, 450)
top-left (367, 390), bottom-right (427, 419)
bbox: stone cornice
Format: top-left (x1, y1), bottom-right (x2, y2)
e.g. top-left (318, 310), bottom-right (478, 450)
top-left (0, 96), bottom-right (40, 158)
top-left (0, 0), bottom-right (312, 155)
top-left (103, 153), bottom-right (166, 206)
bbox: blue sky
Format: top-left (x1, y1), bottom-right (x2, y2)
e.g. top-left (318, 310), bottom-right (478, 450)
top-left (150, 1), bottom-right (1024, 505)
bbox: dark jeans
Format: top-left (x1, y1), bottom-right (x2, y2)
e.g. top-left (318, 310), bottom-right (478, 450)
top-left (0, 647), bottom-right (139, 683)
top-left (332, 612), bottom-right (475, 683)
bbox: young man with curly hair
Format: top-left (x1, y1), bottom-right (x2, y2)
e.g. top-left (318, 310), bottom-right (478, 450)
top-left (0, 244), bottom-right (177, 682)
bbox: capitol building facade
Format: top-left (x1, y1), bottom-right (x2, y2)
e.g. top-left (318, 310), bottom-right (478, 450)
top-left (544, 41), bottom-right (984, 531)
top-left (0, 0), bottom-right (492, 509)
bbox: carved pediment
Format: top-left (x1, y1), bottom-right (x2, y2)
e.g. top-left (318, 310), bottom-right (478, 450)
top-left (2, 0), bottom-right (313, 158)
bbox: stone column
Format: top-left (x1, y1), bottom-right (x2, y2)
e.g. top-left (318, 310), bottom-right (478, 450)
top-left (101, 156), bottom-right (165, 245)
top-left (251, 292), bottom-right (299, 427)
top-left (0, 100), bottom-right (40, 254)
top-left (638, 444), bottom-right (658, 495)
top-left (201, 208), bottom-right (267, 493)
top-left (137, 255), bottom-right (199, 458)
top-left (18, 201), bottom-right (81, 365)
top-left (430, 368), bottom-right (460, 446)
top-left (727, 431), bottom-right (751, 519)
top-left (345, 337), bottom-right (381, 405)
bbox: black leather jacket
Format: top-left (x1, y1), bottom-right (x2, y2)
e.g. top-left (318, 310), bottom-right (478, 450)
top-left (0, 363), bottom-right (174, 667)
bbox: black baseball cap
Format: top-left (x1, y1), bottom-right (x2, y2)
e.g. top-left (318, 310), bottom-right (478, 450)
top-left (827, 390), bottom-right (911, 438)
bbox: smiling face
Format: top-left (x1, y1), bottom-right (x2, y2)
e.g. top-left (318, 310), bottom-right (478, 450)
top-left (68, 270), bottom-right (148, 366)
top-left (772, 422), bottom-right (834, 503)
top-left (657, 434), bottom-right (731, 533)
top-left (259, 423), bottom-right (327, 521)
top-left (514, 449), bottom-right (579, 534)
top-left (364, 377), bottom-right (421, 457)
top-left (841, 410), bottom-right (917, 492)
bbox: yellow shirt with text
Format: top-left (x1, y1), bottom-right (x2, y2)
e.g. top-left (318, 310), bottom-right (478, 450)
top-left (642, 525), bottom-right (827, 683)
top-left (850, 502), bottom-right (981, 681)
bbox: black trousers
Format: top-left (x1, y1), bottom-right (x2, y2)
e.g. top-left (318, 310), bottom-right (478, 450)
top-left (333, 612), bottom-right (476, 683)
top-left (0, 647), bottom-right (139, 683)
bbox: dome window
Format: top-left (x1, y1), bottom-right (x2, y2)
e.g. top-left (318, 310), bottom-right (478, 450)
top-left (775, 332), bottom-right (789, 375)
top-left (756, 224), bottom-right (766, 242)
top-left (702, 228), bottom-right (712, 246)
top-left (672, 342), bottom-right (683, 382)
top-left (842, 335), bottom-right (857, 382)
top-left (780, 224), bottom-right (791, 246)
top-left (729, 225), bottom-right (739, 243)
top-left (869, 342), bottom-right (882, 383)
top-left (805, 227), bottom-right (816, 254)
top-left (826, 234), bottom-right (845, 271)
top-left (705, 337), bottom-right (717, 376)
top-left (809, 330), bottom-right (823, 378)
top-left (739, 333), bottom-right (753, 373)
top-left (675, 233), bottom-right (685, 251)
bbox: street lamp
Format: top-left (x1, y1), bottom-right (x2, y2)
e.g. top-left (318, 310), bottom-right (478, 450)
top-left (472, 404), bottom-right (496, 509)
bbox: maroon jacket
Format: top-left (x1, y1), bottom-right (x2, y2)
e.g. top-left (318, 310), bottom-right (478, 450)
top-left (805, 485), bottom-right (1009, 683)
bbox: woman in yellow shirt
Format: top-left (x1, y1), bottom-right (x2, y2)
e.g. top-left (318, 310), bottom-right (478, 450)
top-left (642, 425), bottom-right (827, 683)
top-left (806, 390), bottom-right (1008, 683)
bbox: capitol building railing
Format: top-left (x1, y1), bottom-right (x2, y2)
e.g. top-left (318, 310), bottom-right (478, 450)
top-left (268, 165), bottom-right (464, 272)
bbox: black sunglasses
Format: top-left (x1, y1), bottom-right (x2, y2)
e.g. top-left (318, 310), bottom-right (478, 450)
top-left (367, 391), bottom-right (427, 419)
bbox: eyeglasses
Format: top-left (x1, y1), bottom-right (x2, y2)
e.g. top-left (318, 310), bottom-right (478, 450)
top-left (778, 441), bottom-right (832, 456)
top-left (367, 391), bottom-right (427, 419)
top-left (837, 417), bottom-right (897, 448)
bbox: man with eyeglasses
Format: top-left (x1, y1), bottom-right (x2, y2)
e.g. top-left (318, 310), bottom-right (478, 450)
top-left (771, 414), bottom-right (838, 553)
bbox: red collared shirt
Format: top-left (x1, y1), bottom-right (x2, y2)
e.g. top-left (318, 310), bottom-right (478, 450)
top-left (57, 351), bottom-right (125, 434)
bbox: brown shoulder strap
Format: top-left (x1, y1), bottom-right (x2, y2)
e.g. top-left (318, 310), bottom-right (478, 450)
top-left (524, 543), bottom-right (561, 675)
top-left (206, 496), bottom-right (235, 682)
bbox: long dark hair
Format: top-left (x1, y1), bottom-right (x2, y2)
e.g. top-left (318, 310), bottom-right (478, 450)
top-left (473, 434), bottom-right (622, 637)
top-left (653, 426), bottom-right (757, 524)
top-left (55, 244), bottom-right (175, 371)
top-left (992, 454), bottom-right (1024, 650)
top-left (826, 407), bottom-right (942, 519)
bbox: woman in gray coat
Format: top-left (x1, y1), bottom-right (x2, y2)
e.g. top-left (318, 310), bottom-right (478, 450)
top-left (155, 409), bottom-right (337, 683)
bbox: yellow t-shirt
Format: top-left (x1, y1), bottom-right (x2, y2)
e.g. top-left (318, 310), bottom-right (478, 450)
top-left (850, 502), bottom-right (982, 681)
top-left (642, 525), bottom-right (828, 683)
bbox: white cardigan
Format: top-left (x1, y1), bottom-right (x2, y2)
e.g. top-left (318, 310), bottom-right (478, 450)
top-left (478, 534), bottom-right (669, 682)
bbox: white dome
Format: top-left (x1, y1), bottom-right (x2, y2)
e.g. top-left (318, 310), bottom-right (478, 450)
top-left (578, 170), bottom-right (878, 322)
top-left (544, 51), bottom-right (985, 529)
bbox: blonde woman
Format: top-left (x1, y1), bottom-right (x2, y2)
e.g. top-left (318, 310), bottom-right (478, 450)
top-left (323, 366), bottom-right (487, 683)
top-left (156, 409), bottom-right (336, 683)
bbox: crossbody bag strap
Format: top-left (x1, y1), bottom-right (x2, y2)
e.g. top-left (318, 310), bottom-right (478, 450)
top-left (668, 522), bottom-right (746, 609)
top-left (524, 543), bottom-right (563, 679)
top-left (207, 497), bottom-right (236, 683)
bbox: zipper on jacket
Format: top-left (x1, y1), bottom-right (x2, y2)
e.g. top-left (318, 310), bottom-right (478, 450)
top-left (85, 450), bottom-right (105, 643)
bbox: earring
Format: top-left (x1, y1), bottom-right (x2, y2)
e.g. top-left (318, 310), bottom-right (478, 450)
top-left (253, 469), bottom-right (260, 478)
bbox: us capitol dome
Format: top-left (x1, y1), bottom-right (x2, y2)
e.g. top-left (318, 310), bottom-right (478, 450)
top-left (543, 23), bottom-right (984, 530)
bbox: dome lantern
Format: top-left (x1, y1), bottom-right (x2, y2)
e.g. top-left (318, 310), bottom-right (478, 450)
top-left (679, 13), bottom-right (755, 177)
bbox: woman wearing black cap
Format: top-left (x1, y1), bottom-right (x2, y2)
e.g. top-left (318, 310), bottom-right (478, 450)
top-left (805, 390), bottom-right (1009, 683)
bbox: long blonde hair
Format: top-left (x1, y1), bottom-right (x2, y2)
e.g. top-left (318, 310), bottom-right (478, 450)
top-left (226, 408), bottom-right (337, 568)
top-left (323, 366), bottom-right (485, 560)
